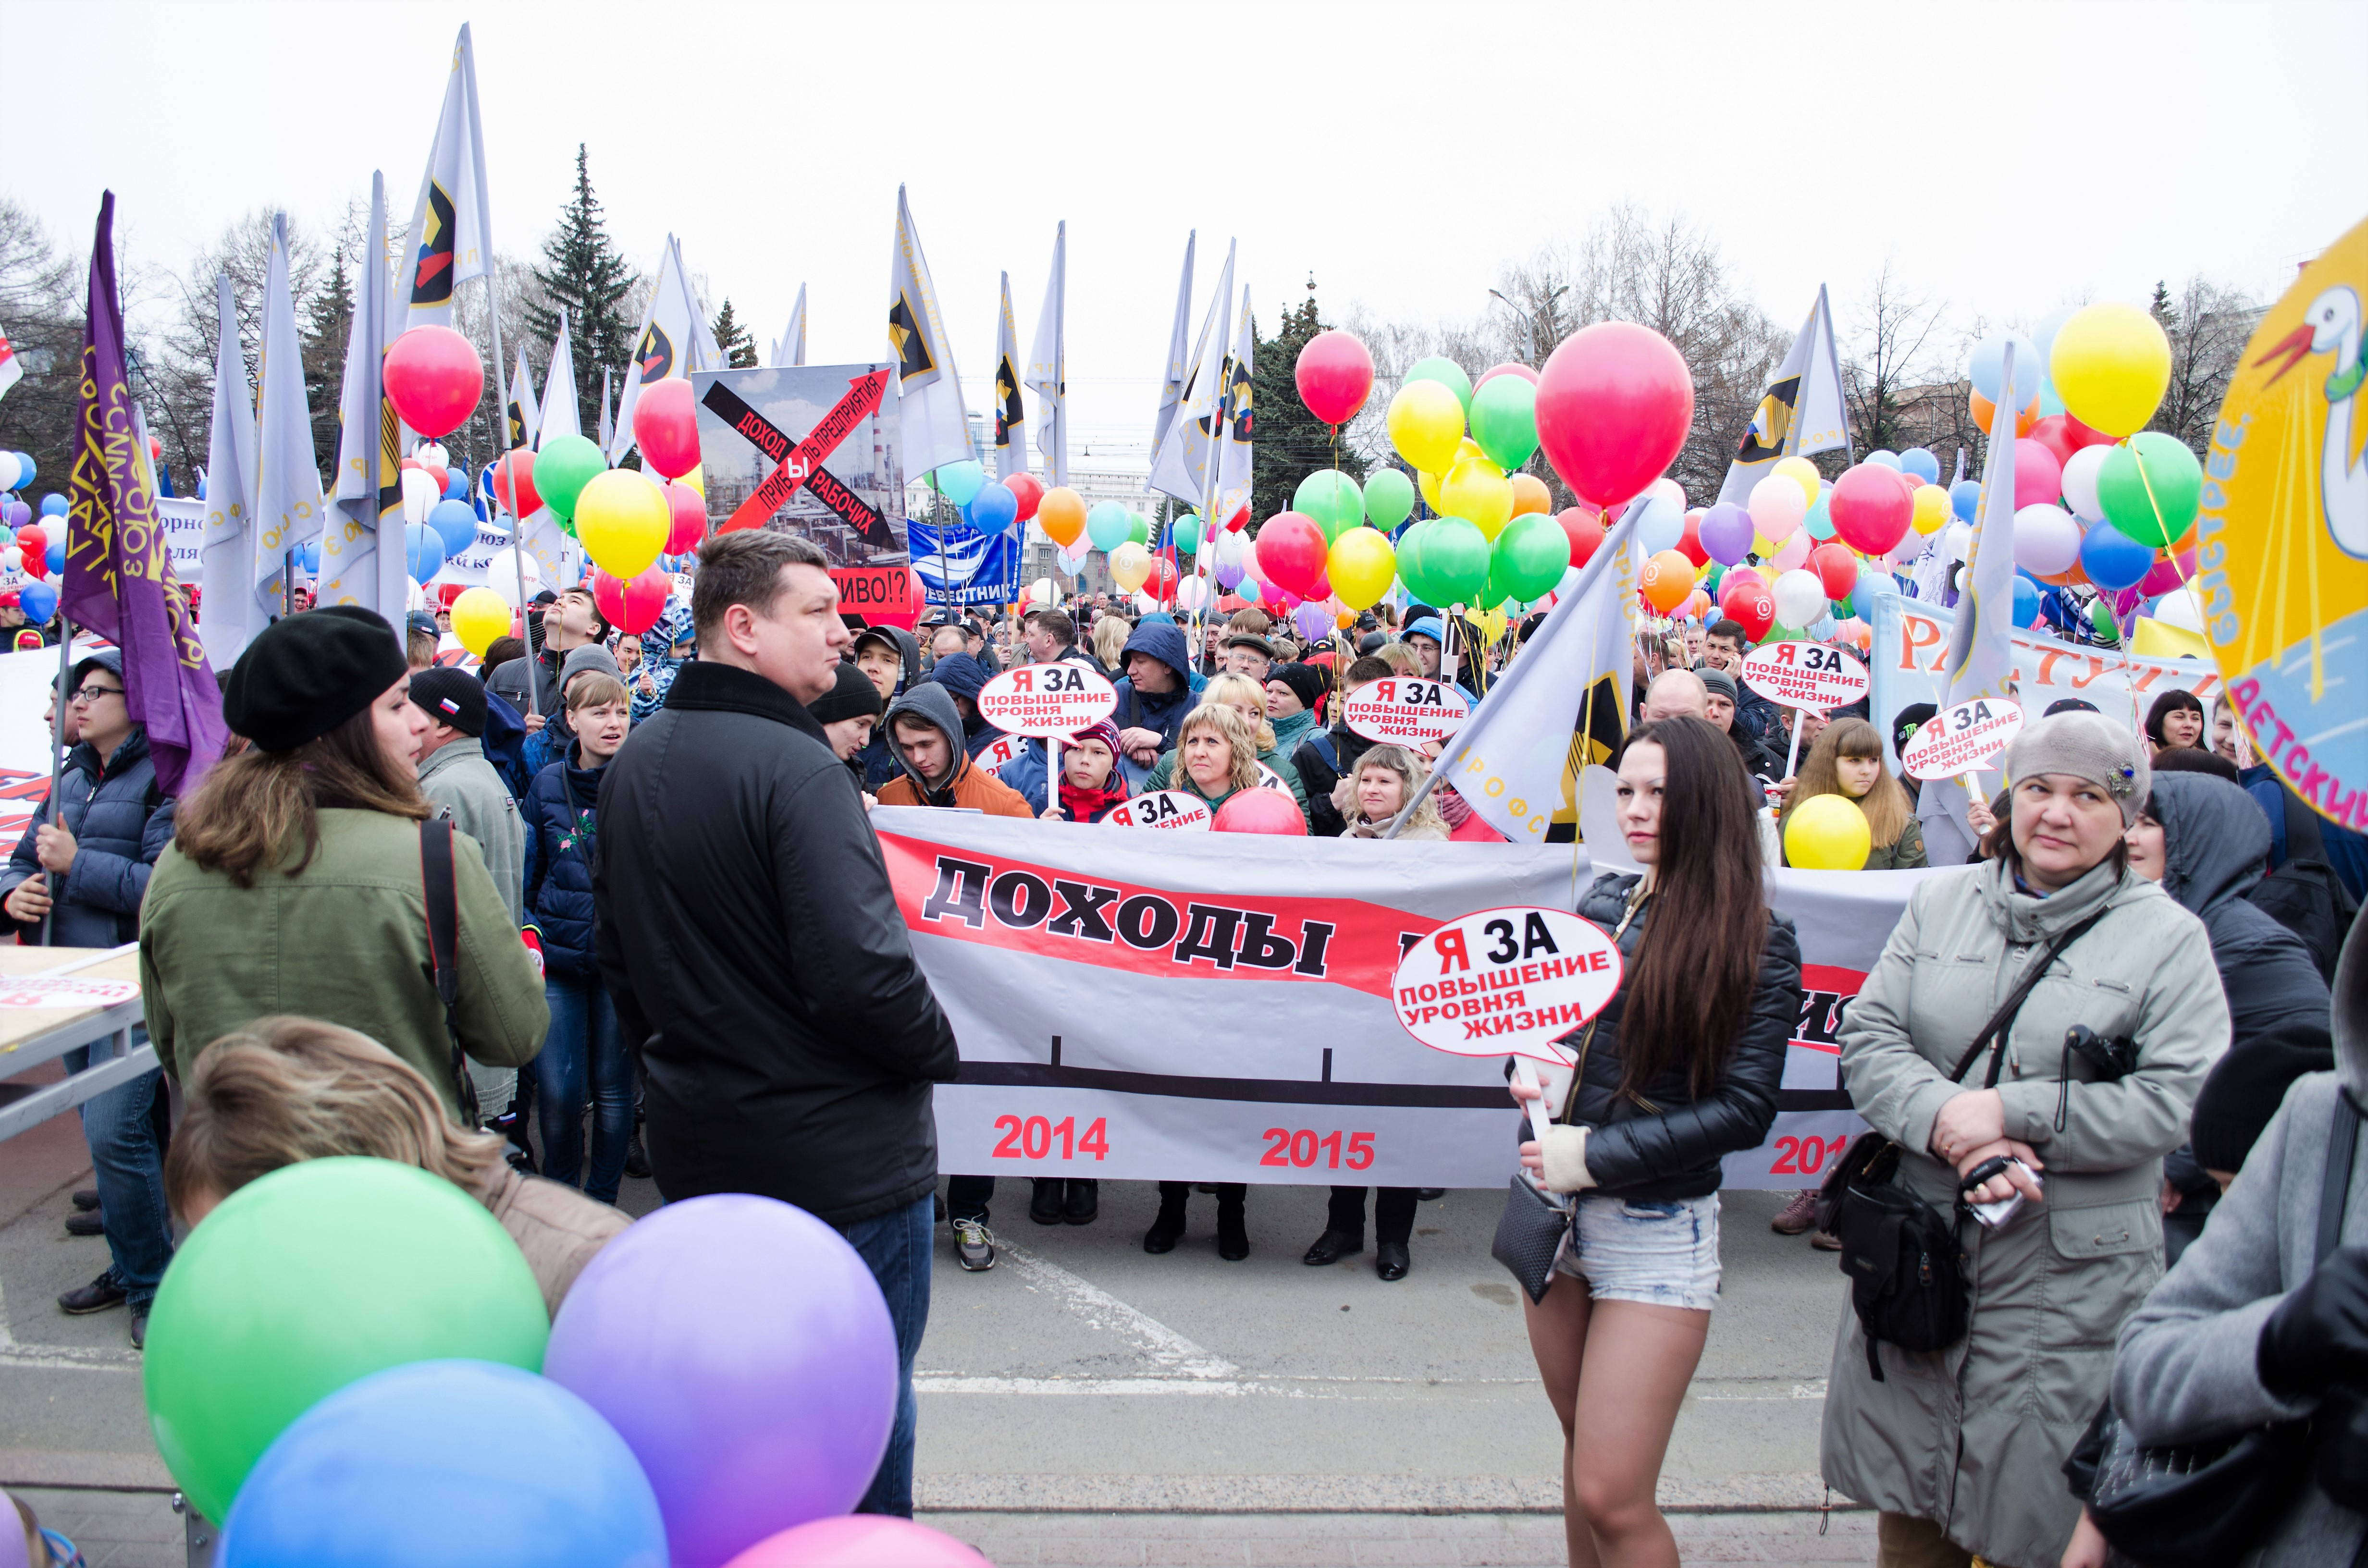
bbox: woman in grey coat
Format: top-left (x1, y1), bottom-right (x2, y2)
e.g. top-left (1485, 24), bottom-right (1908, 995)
top-left (1819, 712), bottom-right (2230, 1568)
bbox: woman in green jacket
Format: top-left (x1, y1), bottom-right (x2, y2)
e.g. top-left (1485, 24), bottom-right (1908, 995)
top-left (1140, 674), bottom-right (1308, 813)
top-left (140, 607), bottom-right (548, 1124)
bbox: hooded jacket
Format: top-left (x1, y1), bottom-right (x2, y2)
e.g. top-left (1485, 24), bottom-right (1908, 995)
top-left (922, 651), bottom-right (1011, 760)
top-left (853, 626), bottom-right (924, 789)
top-left (592, 659), bottom-right (960, 1224)
top-left (1108, 620), bottom-right (1198, 789)
top-left (2, 727), bottom-right (174, 947)
top-left (875, 682), bottom-right (1034, 817)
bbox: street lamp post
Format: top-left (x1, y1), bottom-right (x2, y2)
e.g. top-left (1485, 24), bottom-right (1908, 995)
top-left (1488, 287), bottom-right (1567, 366)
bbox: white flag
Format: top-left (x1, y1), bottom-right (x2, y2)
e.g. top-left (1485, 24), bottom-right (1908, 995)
top-left (252, 212), bottom-right (324, 613)
top-left (887, 186), bottom-right (971, 475)
top-left (1213, 285), bottom-right (1253, 529)
top-left (1419, 507), bottom-right (1642, 843)
top-left (1716, 284), bottom-right (1850, 506)
top-left (773, 282), bottom-right (807, 368)
top-left (1945, 343), bottom-right (2022, 710)
top-left (537, 311), bottom-right (580, 446)
top-left (505, 345), bottom-right (538, 452)
top-left (198, 273), bottom-right (257, 665)
top-left (596, 366), bottom-right (614, 451)
top-left (609, 235), bottom-right (711, 464)
top-left (1152, 232), bottom-right (1195, 457)
top-left (992, 272), bottom-right (1026, 482)
top-left (1147, 239), bottom-right (1234, 505)
top-left (319, 172), bottom-right (406, 618)
top-left (402, 24), bottom-right (494, 332)
top-left (1026, 221), bottom-right (1068, 488)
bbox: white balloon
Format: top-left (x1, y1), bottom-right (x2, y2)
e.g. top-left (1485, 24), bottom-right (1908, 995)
top-left (405, 577), bottom-right (428, 611)
top-left (0, 453), bottom-right (18, 492)
top-left (1942, 521), bottom-right (1973, 563)
top-left (1027, 576), bottom-right (1057, 606)
top-left (1174, 576), bottom-right (1212, 614)
top-left (1749, 473), bottom-right (1808, 540)
top-left (1133, 589), bottom-right (1159, 615)
top-left (1215, 529), bottom-right (1249, 570)
top-left (1237, 538), bottom-right (1260, 584)
top-left (2011, 503), bottom-right (2082, 576)
top-left (400, 467), bottom-right (442, 525)
top-left (1772, 568), bottom-right (1826, 629)
top-left (1556, 563), bottom-right (1584, 597)
top-left (490, 558), bottom-right (544, 609)
top-left (413, 441), bottom-right (449, 468)
top-left (2154, 587), bottom-right (2204, 633)
top-left (0, 548), bottom-right (18, 573)
top-left (1647, 476), bottom-right (1686, 511)
top-left (2060, 446), bottom-right (2111, 524)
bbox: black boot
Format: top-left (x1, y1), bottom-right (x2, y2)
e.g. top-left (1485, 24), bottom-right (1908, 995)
top-left (1029, 1178), bottom-right (1066, 1226)
top-left (1063, 1178), bottom-right (1099, 1225)
top-left (1216, 1185), bottom-right (1248, 1261)
top-left (1302, 1228), bottom-right (1362, 1266)
top-left (1375, 1240), bottom-right (1410, 1281)
top-left (1143, 1183), bottom-right (1188, 1254)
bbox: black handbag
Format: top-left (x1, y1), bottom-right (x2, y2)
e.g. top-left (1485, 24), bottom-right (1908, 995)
top-left (1817, 909), bottom-right (2110, 1381)
top-left (2083, 1090), bottom-right (2361, 1568)
top-left (1492, 1017), bottom-right (1598, 1305)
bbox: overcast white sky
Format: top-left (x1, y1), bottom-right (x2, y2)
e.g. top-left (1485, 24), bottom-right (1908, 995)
top-left (8, 0), bottom-right (2363, 469)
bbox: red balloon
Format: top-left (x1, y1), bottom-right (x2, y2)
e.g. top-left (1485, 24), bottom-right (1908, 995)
top-left (1809, 543), bottom-right (1859, 601)
top-left (2062, 412), bottom-right (2118, 452)
top-left (1294, 331), bottom-right (1375, 426)
top-left (1828, 464), bottom-right (1913, 555)
top-left (382, 325), bottom-right (484, 439)
top-left (1212, 787), bottom-right (1307, 835)
top-left (1148, 557), bottom-right (1179, 601)
top-left (1254, 511), bottom-right (1328, 597)
top-left (2025, 415), bottom-right (2077, 471)
top-left (1719, 574), bottom-right (1775, 640)
top-left (1677, 509), bottom-right (1708, 567)
top-left (1534, 322), bottom-right (1695, 507)
top-left (2013, 440), bottom-right (2064, 509)
top-left (493, 449), bottom-right (540, 518)
top-left (664, 481), bottom-right (706, 555)
top-left (19, 554), bottom-right (44, 582)
top-left (422, 465), bottom-right (450, 498)
top-left (1475, 362), bottom-right (1540, 389)
top-left (1558, 506), bottom-right (1606, 567)
top-left (14, 524), bottom-right (45, 556)
top-left (1003, 472), bottom-right (1045, 522)
top-left (632, 379), bottom-right (703, 480)
top-left (592, 567), bottom-right (671, 635)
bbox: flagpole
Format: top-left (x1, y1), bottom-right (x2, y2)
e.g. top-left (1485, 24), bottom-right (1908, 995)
top-left (482, 262), bottom-right (537, 717)
top-left (40, 617), bottom-right (71, 945)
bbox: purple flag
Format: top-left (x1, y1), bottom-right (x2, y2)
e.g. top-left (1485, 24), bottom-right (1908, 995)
top-left (62, 193), bottom-right (227, 795)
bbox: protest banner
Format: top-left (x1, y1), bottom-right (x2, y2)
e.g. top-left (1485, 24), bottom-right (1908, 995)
top-left (703, 377), bottom-right (893, 546)
top-left (157, 497), bottom-right (205, 582)
top-left (1901, 698), bottom-right (2025, 781)
top-left (830, 564), bottom-right (921, 627)
top-left (878, 808), bottom-right (1936, 1187)
top-left (1102, 791), bottom-right (1212, 831)
top-left (1343, 676), bottom-right (1468, 747)
top-left (688, 364), bottom-right (909, 561)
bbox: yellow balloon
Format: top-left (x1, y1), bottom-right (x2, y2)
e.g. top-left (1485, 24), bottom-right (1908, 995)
top-left (1773, 455), bottom-right (1822, 507)
top-left (1783, 794), bottom-right (1872, 870)
top-left (676, 463), bottom-right (704, 497)
top-left (1752, 530), bottom-right (1774, 558)
top-left (1417, 467), bottom-right (1443, 515)
top-left (2049, 302), bottom-right (2171, 437)
top-left (574, 468), bottom-right (670, 577)
top-left (1109, 540), bottom-right (1153, 593)
top-left (1386, 381), bottom-right (1466, 474)
top-left (1911, 483), bottom-right (1950, 535)
top-left (1442, 458), bottom-right (1514, 539)
top-left (450, 586), bottom-right (511, 657)
top-left (1478, 608), bottom-right (1508, 642)
top-left (1327, 527), bottom-right (1397, 611)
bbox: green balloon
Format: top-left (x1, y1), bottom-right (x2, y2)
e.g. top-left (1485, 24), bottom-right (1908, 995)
top-left (2096, 432), bottom-right (2203, 548)
top-left (533, 434), bottom-right (607, 523)
top-left (1173, 514), bottom-right (1204, 555)
top-left (1469, 376), bottom-right (1539, 471)
top-left (144, 1158), bottom-right (548, 1523)
top-left (2089, 598), bottom-right (2121, 643)
top-left (1406, 356), bottom-right (1474, 417)
top-left (1293, 470), bottom-right (1365, 543)
top-left (1128, 516), bottom-right (1151, 547)
top-left (1490, 510), bottom-right (1568, 604)
top-left (1364, 468), bottom-right (1416, 530)
top-left (1399, 515), bottom-right (1492, 607)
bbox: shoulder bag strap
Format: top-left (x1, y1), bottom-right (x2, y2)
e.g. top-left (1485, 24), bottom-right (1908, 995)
top-left (2317, 1090), bottom-right (2361, 1268)
top-left (419, 819), bottom-right (479, 1126)
top-left (1948, 906), bottom-right (2115, 1086)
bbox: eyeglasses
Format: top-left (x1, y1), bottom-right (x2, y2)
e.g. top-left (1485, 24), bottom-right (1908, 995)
top-left (70, 685), bottom-right (125, 706)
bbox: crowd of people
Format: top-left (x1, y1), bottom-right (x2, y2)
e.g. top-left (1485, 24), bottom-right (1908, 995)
top-left (6, 524), bottom-right (2364, 1568)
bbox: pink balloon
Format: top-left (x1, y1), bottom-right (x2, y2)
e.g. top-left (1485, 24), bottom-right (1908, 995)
top-left (1254, 512), bottom-right (1328, 598)
top-left (1293, 330), bottom-right (1375, 426)
top-left (722, 1516), bottom-right (987, 1568)
top-left (1475, 361), bottom-right (1540, 389)
top-left (633, 379), bottom-right (703, 479)
top-left (1213, 787), bottom-right (1307, 835)
top-left (665, 480), bottom-right (707, 554)
top-left (2013, 440), bottom-right (2064, 510)
top-left (2138, 549), bottom-right (2195, 598)
top-left (382, 326), bottom-right (484, 439)
top-left (1769, 531), bottom-right (1812, 573)
top-left (1534, 322), bottom-right (1695, 507)
top-left (1828, 464), bottom-right (1913, 556)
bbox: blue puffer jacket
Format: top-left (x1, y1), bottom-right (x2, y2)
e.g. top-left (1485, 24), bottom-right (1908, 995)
top-left (0, 728), bottom-right (174, 946)
top-left (521, 748), bottom-right (607, 980)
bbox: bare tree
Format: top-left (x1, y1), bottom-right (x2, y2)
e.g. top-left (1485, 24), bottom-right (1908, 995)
top-left (1842, 261), bottom-right (1948, 459)
top-left (0, 198), bottom-right (86, 493)
top-left (2150, 276), bottom-right (2258, 455)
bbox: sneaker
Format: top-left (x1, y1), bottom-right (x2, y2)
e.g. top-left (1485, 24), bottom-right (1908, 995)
top-left (72, 1188), bottom-right (99, 1211)
top-left (129, 1305), bottom-right (149, 1349)
top-left (1771, 1189), bottom-right (1820, 1236)
top-left (65, 1210), bottom-right (105, 1237)
top-left (1811, 1229), bottom-right (1843, 1251)
top-left (953, 1218), bottom-right (997, 1272)
top-left (58, 1270), bottom-right (127, 1315)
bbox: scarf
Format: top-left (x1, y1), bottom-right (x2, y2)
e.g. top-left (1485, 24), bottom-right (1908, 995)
top-left (1057, 719), bottom-right (1130, 822)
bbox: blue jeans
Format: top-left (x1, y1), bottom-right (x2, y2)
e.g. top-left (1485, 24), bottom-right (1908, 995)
top-left (65, 1043), bottom-right (173, 1306)
top-left (839, 1192), bottom-right (932, 1517)
top-left (533, 974), bottom-right (632, 1204)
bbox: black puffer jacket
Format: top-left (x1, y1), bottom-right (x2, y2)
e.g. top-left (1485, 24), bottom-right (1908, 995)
top-left (1, 728), bottom-right (174, 947)
top-left (592, 661), bottom-right (960, 1225)
top-left (1550, 870), bottom-right (1801, 1199)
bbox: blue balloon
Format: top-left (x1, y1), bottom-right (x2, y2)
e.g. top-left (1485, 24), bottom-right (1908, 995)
top-left (1949, 479), bottom-right (1982, 522)
top-left (2010, 574), bottom-right (2042, 629)
top-left (1855, 568), bottom-right (1899, 603)
top-left (966, 479), bottom-right (1018, 533)
top-left (404, 523), bottom-right (446, 583)
top-left (45, 540), bottom-right (63, 574)
top-left (298, 540), bottom-right (321, 574)
top-left (442, 466), bottom-right (469, 500)
top-left (1865, 450), bottom-right (1902, 471)
top-left (11, 453), bottom-right (33, 490)
top-left (18, 581), bottom-right (57, 624)
top-left (935, 459), bottom-right (986, 507)
top-left (1803, 490), bottom-right (1835, 541)
top-left (427, 499), bottom-right (478, 558)
top-left (2080, 515), bottom-right (2156, 591)
top-left (1898, 447), bottom-right (1940, 484)
top-left (39, 492), bottom-right (67, 517)
top-left (1637, 492), bottom-right (1684, 553)
top-left (1969, 332), bottom-right (2038, 404)
top-left (218, 1360), bottom-right (666, 1568)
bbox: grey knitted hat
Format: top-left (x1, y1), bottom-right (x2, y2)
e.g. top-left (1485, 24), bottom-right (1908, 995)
top-left (560, 644), bottom-right (625, 693)
top-left (2001, 710), bottom-right (2150, 825)
top-left (1695, 667), bottom-right (1739, 705)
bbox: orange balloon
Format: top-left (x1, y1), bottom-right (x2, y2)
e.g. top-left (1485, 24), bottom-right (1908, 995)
top-left (1334, 610), bottom-right (1356, 629)
top-left (1037, 486), bottom-right (1087, 548)
top-left (1639, 549), bottom-right (1696, 614)
top-left (1508, 472), bottom-right (1553, 517)
top-left (1967, 388), bottom-right (2040, 436)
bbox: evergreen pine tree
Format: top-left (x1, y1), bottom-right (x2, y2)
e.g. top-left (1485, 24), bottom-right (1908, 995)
top-left (526, 144), bottom-right (638, 434)
top-left (1248, 279), bottom-right (1365, 530)
top-left (301, 240), bottom-right (354, 478)
top-left (2149, 279), bottom-right (2179, 332)
top-left (711, 298), bottom-right (757, 368)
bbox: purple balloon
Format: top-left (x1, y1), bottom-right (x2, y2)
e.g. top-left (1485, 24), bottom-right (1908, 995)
top-left (542, 1195), bottom-right (898, 1568)
top-left (1212, 559), bottom-right (1245, 590)
top-left (1699, 502), bottom-right (1755, 566)
top-left (1292, 602), bottom-right (1334, 640)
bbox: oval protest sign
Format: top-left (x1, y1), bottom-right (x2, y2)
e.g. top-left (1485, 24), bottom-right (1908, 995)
top-left (1342, 676), bottom-right (1469, 747)
top-left (976, 662), bottom-right (1117, 739)
top-left (1902, 698), bottom-right (2025, 781)
top-left (1255, 761), bottom-right (1293, 795)
top-left (975, 732), bottom-right (1028, 772)
top-left (1740, 641), bottom-right (1870, 711)
top-left (1391, 906), bottom-right (1624, 1066)
top-left (1101, 790), bottom-right (1213, 831)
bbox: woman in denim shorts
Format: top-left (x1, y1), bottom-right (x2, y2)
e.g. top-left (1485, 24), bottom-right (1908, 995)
top-left (1510, 717), bottom-right (1802, 1568)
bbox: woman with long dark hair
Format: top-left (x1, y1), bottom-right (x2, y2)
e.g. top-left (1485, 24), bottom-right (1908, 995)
top-left (1510, 716), bottom-right (1801, 1568)
top-left (2144, 686), bottom-right (2206, 755)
